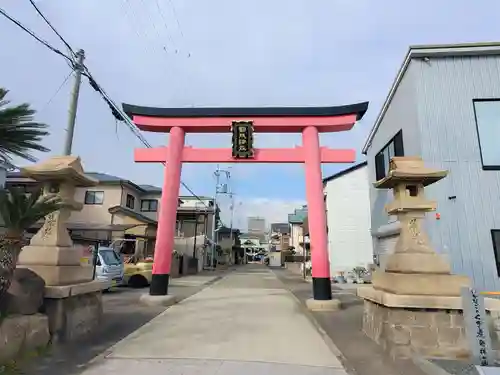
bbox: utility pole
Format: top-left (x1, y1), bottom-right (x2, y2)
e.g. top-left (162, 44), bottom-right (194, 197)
top-left (210, 165), bottom-right (221, 270)
top-left (63, 49), bottom-right (85, 156)
top-left (229, 192), bottom-right (234, 246)
top-left (210, 165), bottom-right (231, 270)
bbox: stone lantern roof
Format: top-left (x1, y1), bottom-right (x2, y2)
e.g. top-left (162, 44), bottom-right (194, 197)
top-left (374, 156), bottom-right (447, 189)
top-left (20, 156), bottom-right (98, 187)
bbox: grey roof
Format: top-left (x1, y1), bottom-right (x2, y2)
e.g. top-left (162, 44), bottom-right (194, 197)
top-left (84, 172), bottom-right (150, 192)
top-left (323, 161), bottom-right (367, 184)
top-left (362, 42), bottom-right (500, 154)
top-left (138, 184), bottom-right (162, 193)
top-left (85, 172), bottom-right (124, 182)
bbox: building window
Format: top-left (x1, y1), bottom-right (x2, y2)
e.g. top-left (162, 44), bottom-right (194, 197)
top-left (141, 199), bottom-right (158, 212)
top-left (126, 194), bottom-right (135, 209)
top-left (473, 100), bottom-right (500, 169)
top-left (84, 191), bottom-right (104, 205)
top-left (375, 130), bottom-right (404, 180)
top-left (491, 230), bottom-right (500, 277)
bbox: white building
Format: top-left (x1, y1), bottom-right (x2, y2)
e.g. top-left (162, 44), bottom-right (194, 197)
top-left (323, 162), bottom-right (373, 276)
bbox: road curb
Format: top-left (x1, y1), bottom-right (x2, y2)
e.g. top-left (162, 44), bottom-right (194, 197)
top-left (411, 356), bottom-right (454, 375)
top-left (271, 268), bottom-right (358, 375)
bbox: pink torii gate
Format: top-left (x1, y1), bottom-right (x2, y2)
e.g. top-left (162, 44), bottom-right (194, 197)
top-left (123, 102), bottom-right (368, 301)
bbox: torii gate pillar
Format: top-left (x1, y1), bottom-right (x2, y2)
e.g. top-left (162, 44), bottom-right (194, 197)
top-left (303, 126), bottom-right (331, 299)
top-left (124, 102), bottom-right (369, 304)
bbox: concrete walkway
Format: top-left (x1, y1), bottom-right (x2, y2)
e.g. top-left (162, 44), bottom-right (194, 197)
top-left (79, 265), bottom-right (348, 375)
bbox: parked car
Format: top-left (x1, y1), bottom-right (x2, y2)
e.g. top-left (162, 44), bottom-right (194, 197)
top-left (123, 258), bottom-right (153, 288)
top-left (94, 247), bottom-right (125, 289)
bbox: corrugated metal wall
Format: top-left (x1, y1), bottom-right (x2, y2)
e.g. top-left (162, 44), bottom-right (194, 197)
top-left (366, 62), bottom-right (421, 262)
top-left (415, 55), bottom-right (500, 292)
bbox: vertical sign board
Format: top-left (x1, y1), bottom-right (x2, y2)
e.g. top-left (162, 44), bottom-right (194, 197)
top-left (461, 287), bottom-right (494, 366)
top-left (231, 121), bottom-right (254, 159)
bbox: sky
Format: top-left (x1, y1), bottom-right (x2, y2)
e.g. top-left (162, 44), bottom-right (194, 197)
top-left (2, 0), bottom-right (500, 230)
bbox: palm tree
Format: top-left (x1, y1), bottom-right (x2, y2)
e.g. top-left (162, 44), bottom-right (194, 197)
top-left (0, 87), bottom-right (50, 162)
top-left (0, 187), bottom-right (62, 302)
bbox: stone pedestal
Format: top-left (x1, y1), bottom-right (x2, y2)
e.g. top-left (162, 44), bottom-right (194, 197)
top-left (43, 280), bottom-right (109, 342)
top-left (359, 157), bottom-right (485, 359)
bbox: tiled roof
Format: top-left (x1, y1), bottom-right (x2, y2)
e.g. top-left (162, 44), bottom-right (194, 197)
top-left (85, 172), bottom-right (124, 182)
top-left (271, 223), bottom-right (290, 234)
top-left (108, 205), bottom-right (157, 224)
top-left (288, 207), bottom-right (308, 224)
top-left (138, 184), bottom-right (162, 192)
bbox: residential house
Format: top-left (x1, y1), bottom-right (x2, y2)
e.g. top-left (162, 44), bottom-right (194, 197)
top-left (5, 171), bottom-right (217, 258)
top-left (215, 226), bottom-right (241, 264)
top-left (269, 223), bottom-right (291, 251)
top-left (240, 234), bottom-right (268, 260)
top-left (323, 162), bottom-right (373, 276)
top-left (288, 206), bottom-right (307, 254)
top-left (362, 42), bottom-right (500, 291)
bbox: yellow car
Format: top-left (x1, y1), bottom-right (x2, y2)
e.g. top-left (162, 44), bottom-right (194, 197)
top-left (123, 259), bottom-right (153, 288)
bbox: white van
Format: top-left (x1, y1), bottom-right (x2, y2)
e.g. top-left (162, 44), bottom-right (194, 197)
top-left (95, 247), bottom-right (124, 288)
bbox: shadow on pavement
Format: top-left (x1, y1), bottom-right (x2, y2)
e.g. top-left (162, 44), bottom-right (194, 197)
top-left (273, 268), bottom-right (427, 375)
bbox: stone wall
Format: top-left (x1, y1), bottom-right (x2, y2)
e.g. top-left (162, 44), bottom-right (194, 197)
top-left (363, 300), bottom-right (470, 359)
top-left (0, 314), bottom-right (50, 365)
top-left (44, 291), bottom-right (102, 342)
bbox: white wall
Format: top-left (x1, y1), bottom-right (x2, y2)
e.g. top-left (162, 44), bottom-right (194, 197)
top-left (290, 223), bottom-right (303, 254)
top-left (324, 165), bottom-right (373, 275)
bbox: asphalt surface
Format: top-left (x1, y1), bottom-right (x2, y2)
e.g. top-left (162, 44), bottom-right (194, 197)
top-left (272, 268), bottom-right (427, 375)
top-left (15, 272), bottom-right (227, 375)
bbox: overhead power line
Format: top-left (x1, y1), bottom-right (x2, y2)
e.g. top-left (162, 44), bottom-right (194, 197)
top-left (0, 6), bottom-right (73, 65)
top-left (0, 4), bottom-right (209, 208)
top-left (28, 0), bottom-right (76, 58)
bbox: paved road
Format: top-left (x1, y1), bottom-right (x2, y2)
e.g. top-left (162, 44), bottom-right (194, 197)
top-left (70, 264), bottom-right (348, 375)
top-left (18, 271), bottom-right (227, 375)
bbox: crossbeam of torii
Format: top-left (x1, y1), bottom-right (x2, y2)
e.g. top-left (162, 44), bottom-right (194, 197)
top-left (123, 102), bottom-right (369, 304)
top-left (135, 147), bottom-right (355, 163)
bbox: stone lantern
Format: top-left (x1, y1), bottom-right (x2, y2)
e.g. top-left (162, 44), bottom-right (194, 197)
top-left (14, 156), bottom-right (109, 342)
top-left (358, 157), bottom-right (478, 359)
top-left (17, 156), bottom-right (99, 286)
top-left (370, 157), bottom-right (469, 296)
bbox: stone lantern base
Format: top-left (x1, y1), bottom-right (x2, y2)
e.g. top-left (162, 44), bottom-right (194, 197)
top-left (358, 286), bottom-right (500, 359)
top-left (18, 245), bottom-right (93, 286)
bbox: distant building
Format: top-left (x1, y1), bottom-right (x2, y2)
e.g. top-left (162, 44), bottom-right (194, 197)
top-left (288, 206), bottom-right (307, 254)
top-left (269, 222), bottom-right (291, 251)
top-left (323, 162), bottom-right (373, 276)
top-left (247, 216), bottom-right (266, 235)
